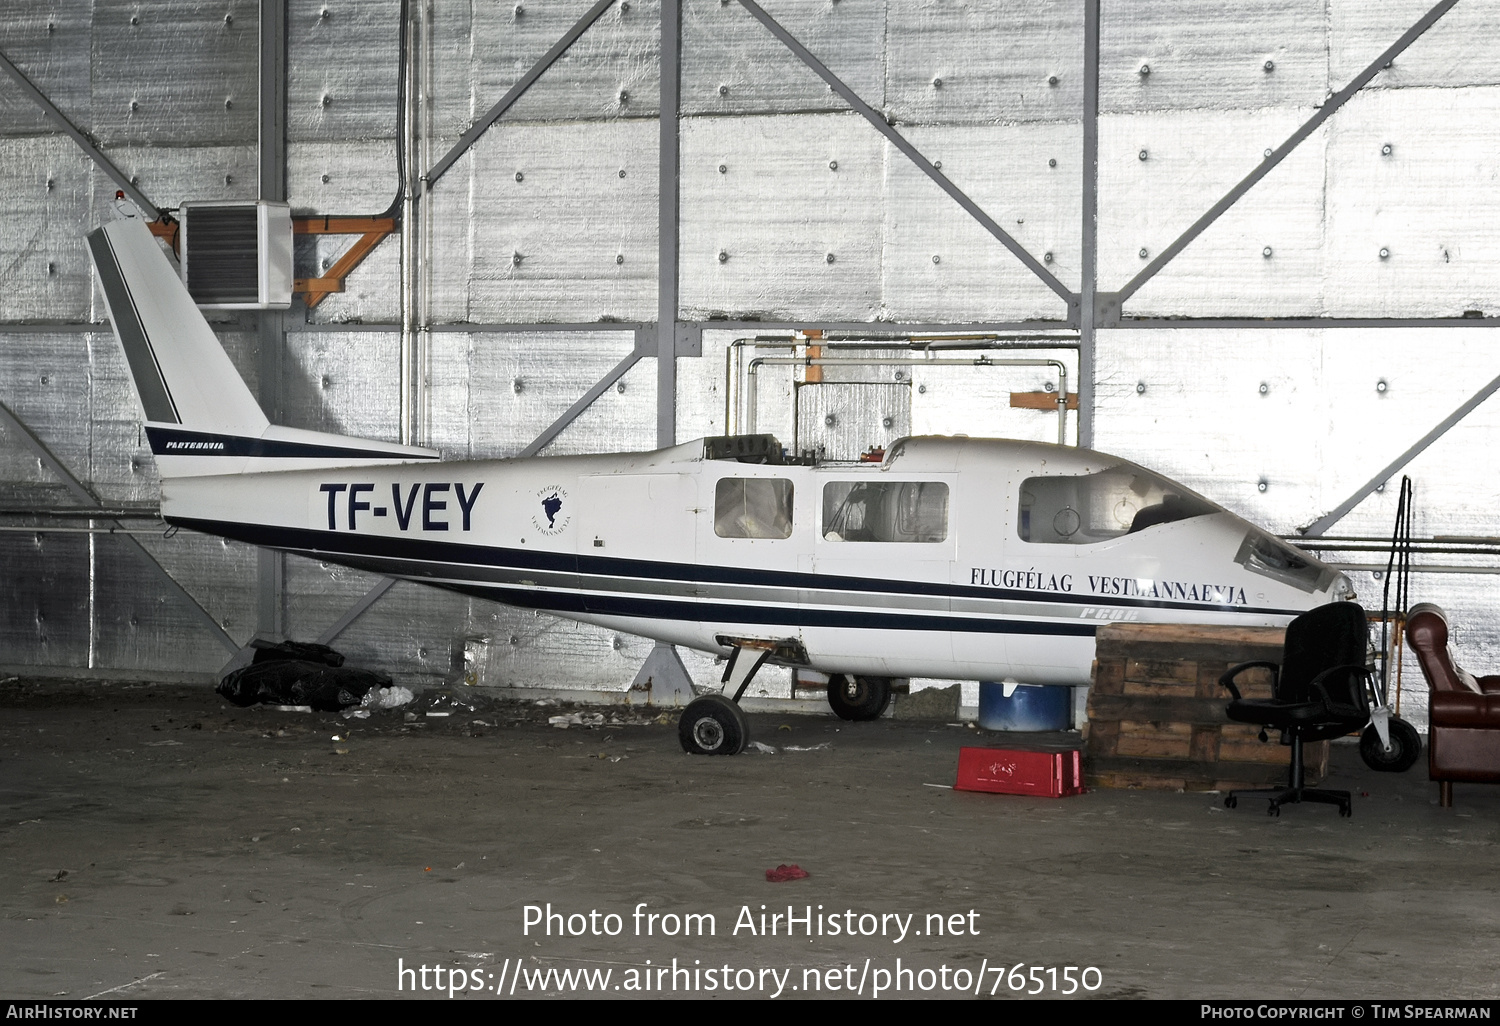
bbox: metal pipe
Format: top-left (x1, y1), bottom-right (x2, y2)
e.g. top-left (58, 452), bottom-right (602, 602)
top-left (743, 355), bottom-right (1070, 446)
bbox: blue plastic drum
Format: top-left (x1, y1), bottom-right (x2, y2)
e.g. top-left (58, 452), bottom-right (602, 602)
top-left (978, 682), bottom-right (1072, 732)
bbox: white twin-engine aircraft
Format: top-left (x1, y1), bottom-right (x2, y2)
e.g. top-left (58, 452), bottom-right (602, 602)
top-left (88, 215), bottom-right (1353, 755)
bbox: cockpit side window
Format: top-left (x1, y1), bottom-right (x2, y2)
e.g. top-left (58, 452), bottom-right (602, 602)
top-left (714, 478), bottom-right (794, 539)
top-left (822, 481), bottom-right (948, 542)
top-left (1018, 468), bottom-right (1215, 545)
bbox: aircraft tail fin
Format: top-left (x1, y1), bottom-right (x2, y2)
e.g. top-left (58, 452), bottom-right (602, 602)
top-left (88, 216), bottom-right (437, 476)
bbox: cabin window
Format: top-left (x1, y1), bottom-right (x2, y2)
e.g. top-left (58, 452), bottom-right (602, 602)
top-left (822, 481), bottom-right (949, 543)
top-left (714, 478), bottom-right (794, 539)
top-left (1018, 468), bottom-right (1216, 545)
top-left (1235, 532), bottom-right (1331, 593)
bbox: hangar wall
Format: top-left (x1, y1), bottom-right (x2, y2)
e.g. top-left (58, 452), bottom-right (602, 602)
top-left (2, 0), bottom-right (1499, 723)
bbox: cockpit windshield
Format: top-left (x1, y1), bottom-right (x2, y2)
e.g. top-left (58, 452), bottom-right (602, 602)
top-left (1018, 466), bottom-right (1219, 545)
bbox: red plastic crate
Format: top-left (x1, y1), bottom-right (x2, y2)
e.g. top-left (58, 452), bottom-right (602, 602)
top-left (954, 747), bottom-right (1084, 798)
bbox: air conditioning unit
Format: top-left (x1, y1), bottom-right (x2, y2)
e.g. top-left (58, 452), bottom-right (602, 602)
top-left (178, 200), bottom-right (293, 309)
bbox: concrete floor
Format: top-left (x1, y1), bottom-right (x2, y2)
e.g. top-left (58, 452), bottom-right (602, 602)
top-left (1, 678), bottom-right (1498, 1001)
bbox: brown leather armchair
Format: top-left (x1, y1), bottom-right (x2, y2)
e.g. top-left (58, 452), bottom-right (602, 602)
top-left (1406, 603), bottom-right (1500, 807)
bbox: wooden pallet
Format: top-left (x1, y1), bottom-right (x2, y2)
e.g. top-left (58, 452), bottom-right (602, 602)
top-left (1085, 622), bottom-right (1329, 791)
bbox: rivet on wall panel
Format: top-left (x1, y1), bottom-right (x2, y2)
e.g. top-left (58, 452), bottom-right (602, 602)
top-left (45, 177), bottom-right (53, 191)
top-left (718, 250), bottom-right (728, 263)
top-left (1262, 246), bottom-right (1272, 258)
top-left (1381, 143), bottom-right (1393, 156)
top-left (1376, 378), bottom-right (1389, 394)
top-left (1043, 252), bottom-right (1053, 264)
top-left (514, 171), bottom-right (523, 182)
top-left (320, 375), bottom-right (331, 390)
top-left (1138, 247), bottom-right (1148, 259)
top-left (514, 4), bottom-right (524, 15)
top-left (882, 417), bottom-right (893, 428)
top-left (1257, 479), bottom-right (1268, 493)
top-left (615, 254), bottom-right (624, 265)
top-left (512, 252), bottom-right (523, 267)
top-left (933, 160), bottom-right (942, 170)
top-left (1264, 148), bottom-right (1273, 158)
top-left (828, 160), bottom-right (838, 171)
top-left (509, 635), bottom-right (519, 645)
top-left (1375, 482), bottom-right (1387, 494)
top-left (1379, 248), bottom-right (1390, 260)
top-left (621, 1), bottom-right (631, 11)
top-left (931, 255), bottom-right (941, 264)
top-left (224, 174), bottom-right (233, 185)
top-left (512, 378), bottom-right (524, 394)
top-left (1135, 382), bottom-right (1146, 394)
top-left (616, 382), bottom-right (626, 393)
top-left (932, 77), bottom-right (943, 89)
top-left (130, 15), bottom-right (139, 25)
top-left (47, 262), bottom-right (55, 276)
top-left (129, 100), bottom-right (139, 112)
top-left (320, 94), bottom-right (331, 107)
top-left (618, 89), bottom-right (629, 104)
top-left (618, 168), bottom-right (627, 178)
top-left (47, 21), bottom-right (54, 33)
top-left (718, 164), bottom-right (727, 174)
top-left (612, 636), bottom-right (623, 650)
top-left (718, 84), bottom-right (729, 97)
top-left (321, 173), bottom-right (330, 183)
top-left (825, 253), bottom-right (835, 264)
top-left (1138, 149), bottom-right (1148, 161)
top-left (319, 7), bottom-right (329, 19)
top-left (1263, 59), bottom-right (1274, 72)
top-left (824, 414), bottom-right (836, 427)
top-left (1048, 75), bottom-right (1058, 86)
top-left (1048, 158), bottom-right (1057, 168)
top-left (894, 370), bottom-right (905, 381)
top-left (918, 384), bottom-right (927, 394)
top-left (1258, 382), bottom-right (1269, 395)
top-left (225, 98), bottom-right (233, 109)
top-left (1139, 64), bottom-right (1150, 76)
top-left (224, 13), bottom-right (233, 25)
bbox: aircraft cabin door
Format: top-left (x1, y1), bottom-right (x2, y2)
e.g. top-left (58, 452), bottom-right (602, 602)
top-left (575, 474), bottom-right (701, 616)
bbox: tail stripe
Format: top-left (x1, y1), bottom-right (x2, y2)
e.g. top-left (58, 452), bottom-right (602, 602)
top-left (87, 228), bottom-right (179, 424)
top-left (145, 425), bottom-right (438, 462)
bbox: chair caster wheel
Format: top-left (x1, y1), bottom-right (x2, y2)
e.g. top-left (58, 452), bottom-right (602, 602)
top-left (1268, 804), bottom-right (1281, 817)
top-left (1224, 795), bottom-right (1237, 809)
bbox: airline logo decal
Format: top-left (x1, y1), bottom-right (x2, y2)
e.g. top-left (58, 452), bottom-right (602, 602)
top-left (531, 485), bottom-right (571, 536)
top-left (319, 482), bottom-right (483, 532)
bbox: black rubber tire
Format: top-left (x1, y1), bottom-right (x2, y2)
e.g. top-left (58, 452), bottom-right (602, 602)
top-left (826, 675), bottom-right (892, 721)
top-left (1359, 718), bottom-right (1421, 773)
top-left (678, 694), bottom-right (749, 756)
top-left (1224, 795), bottom-right (1238, 809)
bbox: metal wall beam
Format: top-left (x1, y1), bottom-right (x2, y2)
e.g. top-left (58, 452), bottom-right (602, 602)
top-left (1113, 0), bottom-right (1458, 307)
top-left (0, 46), bottom-right (160, 219)
top-left (315, 577), bottom-right (399, 646)
top-left (1302, 369), bottom-right (1500, 537)
top-left (0, 399), bottom-right (237, 655)
top-left (735, 0), bottom-right (1074, 308)
top-left (658, 0), bottom-right (681, 448)
top-left (423, 0), bottom-right (617, 190)
top-left (258, 0), bottom-right (288, 642)
top-left (1078, 0), bottom-right (1100, 448)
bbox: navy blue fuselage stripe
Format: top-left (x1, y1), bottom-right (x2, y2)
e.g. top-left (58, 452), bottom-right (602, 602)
top-left (168, 515), bottom-right (1302, 621)
top-left (146, 426), bottom-right (438, 461)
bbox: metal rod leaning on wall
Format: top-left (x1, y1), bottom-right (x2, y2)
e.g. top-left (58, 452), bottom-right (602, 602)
top-left (0, 46), bottom-right (160, 220)
top-left (734, 0), bottom-right (1074, 308)
top-left (1079, 0), bottom-right (1100, 448)
top-left (0, 399), bottom-right (237, 655)
top-left (518, 350), bottom-right (645, 459)
top-left (1113, 0), bottom-right (1458, 308)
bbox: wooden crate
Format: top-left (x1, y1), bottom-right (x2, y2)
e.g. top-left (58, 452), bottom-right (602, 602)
top-left (1085, 623), bottom-right (1329, 791)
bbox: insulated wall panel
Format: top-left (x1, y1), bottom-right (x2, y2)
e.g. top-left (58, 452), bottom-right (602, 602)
top-left (91, 537), bottom-right (234, 672)
top-left (1100, 0), bottom-right (1327, 114)
top-left (92, 145), bottom-right (258, 215)
top-left (680, 113), bottom-right (884, 320)
top-left (449, 120), bottom-right (658, 323)
top-left (0, 137), bottom-right (96, 322)
top-left (885, 122), bottom-right (1079, 321)
top-left (424, 330), bottom-right (649, 459)
top-left (0, 333), bottom-right (93, 501)
top-left (471, 0), bottom-right (660, 126)
top-left (0, 533), bottom-right (89, 668)
top-left (1330, 0), bottom-right (1500, 90)
top-left (281, 330), bottom-right (403, 441)
top-left (0, 0), bottom-right (93, 138)
top-left (1324, 87), bottom-right (1500, 319)
top-left (89, 0), bottom-right (257, 148)
top-left (287, 0), bottom-right (400, 143)
top-left (681, 0), bottom-right (881, 116)
top-left (885, 0), bottom-right (1082, 125)
top-left (1098, 109), bottom-right (1326, 312)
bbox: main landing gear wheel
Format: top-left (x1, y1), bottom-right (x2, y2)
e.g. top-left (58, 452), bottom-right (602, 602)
top-left (1359, 718), bottom-right (1422, 773)
top-left (827, 675), bottom-right (892, 721)
top-left (678, 694), bottom-right (750, 756)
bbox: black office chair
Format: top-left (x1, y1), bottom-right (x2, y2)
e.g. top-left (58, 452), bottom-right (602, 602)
top-left (1220, 601), bottom-right (1373, 817)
